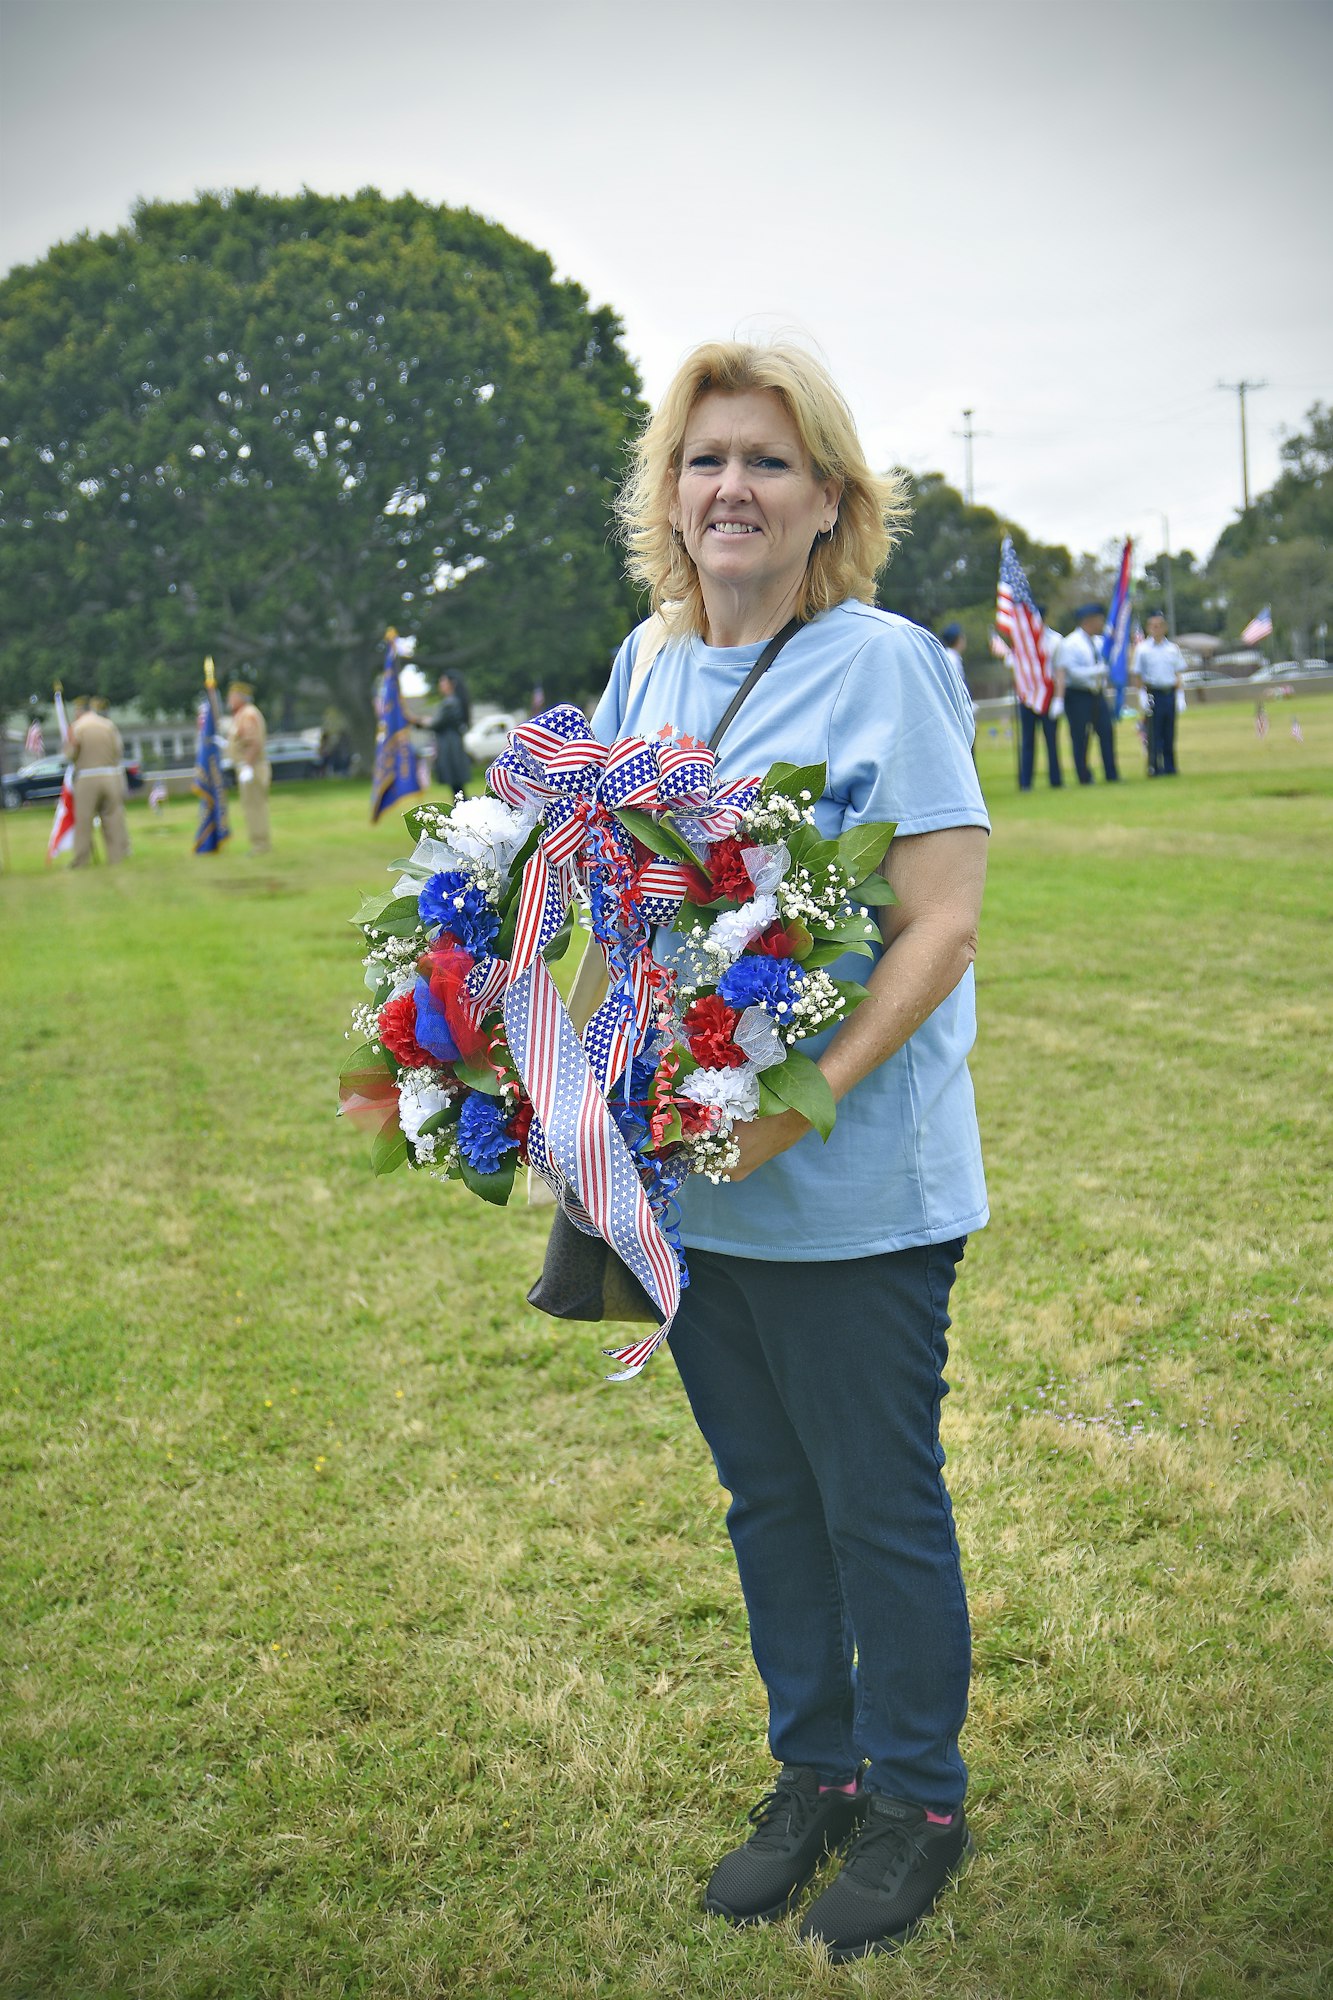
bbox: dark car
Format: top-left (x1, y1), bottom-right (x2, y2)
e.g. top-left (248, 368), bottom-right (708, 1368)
top-left (3, 754), bottom-right (143, 809)
top-left (220, 735), bottom-right (323, 787)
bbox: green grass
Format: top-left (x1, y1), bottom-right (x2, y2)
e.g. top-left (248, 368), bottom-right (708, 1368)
top-left (1, 698), bottom-right (1331, 1999)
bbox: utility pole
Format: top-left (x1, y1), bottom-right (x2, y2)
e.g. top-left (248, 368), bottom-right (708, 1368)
top-left (1160, 514), bottom-right (1177, 638)
top-left (955, 408), bottom-right (976, 505)
top-left (1217, 379), bottom-right (1266, 511)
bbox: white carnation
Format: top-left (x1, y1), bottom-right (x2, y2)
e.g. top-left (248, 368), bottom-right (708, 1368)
top-left (679, 1060), bottom-right (760, 1124)
top-left (705, 893), bottom-right (778, 967)
top-left (397, 1072), bottom-right (452, 1145)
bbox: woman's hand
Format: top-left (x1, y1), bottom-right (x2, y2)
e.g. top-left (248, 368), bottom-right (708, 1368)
top-left (726, 1106), bottom-right (811, 1182)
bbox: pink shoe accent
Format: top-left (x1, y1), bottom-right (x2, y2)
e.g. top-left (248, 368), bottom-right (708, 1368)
top-left (924, 1807), bottom-right (956, 1825)
top-left (818, 1780), bottom-right (859, 1796)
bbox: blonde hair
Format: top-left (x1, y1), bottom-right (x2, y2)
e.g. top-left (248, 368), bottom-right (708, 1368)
top-left (616, 341), bottom-right (910, 634)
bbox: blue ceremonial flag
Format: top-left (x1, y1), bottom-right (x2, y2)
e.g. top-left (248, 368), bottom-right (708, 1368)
top-left (1103, 537), bottom-right (1133, 716)
top-left (371, 632), bottom-right (423, 824)
top-left (193, 670), bottom-right (230, 855)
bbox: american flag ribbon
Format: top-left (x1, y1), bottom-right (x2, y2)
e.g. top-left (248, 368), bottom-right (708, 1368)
top-left (488, 705), bottom-right (759, 1376)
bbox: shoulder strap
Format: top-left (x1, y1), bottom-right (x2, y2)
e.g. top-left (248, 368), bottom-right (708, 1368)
top-left (628, 613), bottom-right (669, 700)
top-left (708, 617), bottom-right (803, 753)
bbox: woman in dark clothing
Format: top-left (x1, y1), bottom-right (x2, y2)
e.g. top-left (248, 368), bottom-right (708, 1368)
top-left (428, 673), bottom-right (472, 799)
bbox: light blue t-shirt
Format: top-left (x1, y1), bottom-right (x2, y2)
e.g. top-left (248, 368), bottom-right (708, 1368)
top-left (591, 599), bottom-right (991, 1262)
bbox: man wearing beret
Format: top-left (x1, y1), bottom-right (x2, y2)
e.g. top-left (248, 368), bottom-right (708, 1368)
top-left (1053, 603), bottom-right (1119, 784)
top-left (64, 695), bottom-right (131, 866)
top-left (226, 682), bottom-right (272, 854)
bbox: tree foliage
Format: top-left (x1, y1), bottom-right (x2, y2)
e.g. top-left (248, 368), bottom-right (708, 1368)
top-left (1207, 404), bottom-right (1333, 651)
top-left (0, 190), bottom-right (646, 730)
top-left (877, 472), bottom-right (1073, 694)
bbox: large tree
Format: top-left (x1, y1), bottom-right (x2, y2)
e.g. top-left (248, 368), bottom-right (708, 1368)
top-left (1206, 404), bottom-right (1333, 652)
top-left (0, 190), bottom-right (646, 730)
top-left (877, 472), bottom-right (1072, 695)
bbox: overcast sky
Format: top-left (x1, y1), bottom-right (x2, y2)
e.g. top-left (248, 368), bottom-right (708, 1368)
top-left (2, 0), bottom-right (1329, 568)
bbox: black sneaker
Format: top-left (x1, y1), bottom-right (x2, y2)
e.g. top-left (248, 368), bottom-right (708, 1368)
top-left (704, 1766), bottom-right (866, 1926)
top-left (798, 1793), bottom-right (973, 1960)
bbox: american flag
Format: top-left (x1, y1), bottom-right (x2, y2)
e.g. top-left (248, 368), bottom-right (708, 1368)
top-left (996, 537), bottom-right (1051, 711)
top-left (1255, 706), bottom-right (1269, 739)
top-left (24, 719), bottom-right (44, 757)
top-left (1241, 606), bottom-right (1273, 646)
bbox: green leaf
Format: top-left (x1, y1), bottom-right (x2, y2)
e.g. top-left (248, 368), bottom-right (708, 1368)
top-left (540, 916), bottom-right (574, 963)
top-left (454, 1057), bottom-right (502, 1096)
top-left (817, 909), bottom-right (883, 945)
top-left (764, 760), bottom-right (827, 802)
top-left (458, 1150), bottom-right (517, 1206)
top-left (351, 890), bottom-right (393, 928)
top-left (416, 1104), bottom-right (460, 1138)
top-left (785, 917), bottom-right (814, 960)
top-left (373, 894), bottom-right (426, 940)
top-left (387, 856), bottom-right (433, 881)
top-left (340, 1039), bottom-right (392, 1081)
top-left (802, 940), bottom-right (873, 969)
top-left (372, 977), bottom-right (394, 1008)
top-left (616, 805), bottom-right (703, 868)
top-left (370, 1124), bottom-right (409, 1177)
top-left (761, 1049), bottom-right (837, 1141)
top-left (836, 821), bottom-right (896, 881)
top-left (829, 978), bottom-right (871, 1014)
top-left (756, 1073), bottom-right (787, 1118)
top-left (849, 872), bottom-right (897, 906)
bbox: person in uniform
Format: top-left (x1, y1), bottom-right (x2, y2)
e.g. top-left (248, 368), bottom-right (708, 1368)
top-left (65, 696), bottom-right (130, 866)
top-left (226, 682), bottom-right (272, 853)
top-left (1052, 602), bottom-right (1119, 784)
top-left (1132, 612), bottom-right (1185, 777)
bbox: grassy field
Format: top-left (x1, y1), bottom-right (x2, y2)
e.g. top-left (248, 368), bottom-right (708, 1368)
top-left (1, 696), bottom-right (1330, 2000)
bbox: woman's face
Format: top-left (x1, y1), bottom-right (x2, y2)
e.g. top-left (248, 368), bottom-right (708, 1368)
top-left (671, 388), bottom-right (839, 620)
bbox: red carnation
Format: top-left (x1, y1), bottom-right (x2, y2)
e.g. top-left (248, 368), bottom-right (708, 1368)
top-left (377, 993), bottom-right (434, 1068)
top-left (683, 994), bottom-right (748, 1070)
top-left (509, 1098), bottom-right (534, 1157)
top-left (750, 921), bottom-right (796, 959)
top-left (703, 836), bottom-right (757, 905)
top-left (677, 1098), bottom-right (718, 1137)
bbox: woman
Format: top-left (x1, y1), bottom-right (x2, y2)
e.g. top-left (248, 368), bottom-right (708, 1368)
top-left (428, 672), bottom-right (472, 800)
top-left (592, 343), bottom-right (990, 1962)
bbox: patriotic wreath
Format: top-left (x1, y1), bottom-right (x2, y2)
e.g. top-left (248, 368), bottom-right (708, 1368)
top-left (339, 704), bottom-right (895, 1373)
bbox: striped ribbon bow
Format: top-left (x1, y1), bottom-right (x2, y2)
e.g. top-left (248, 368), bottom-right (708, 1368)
top-left (487, 705), bottom-right (759, 1376)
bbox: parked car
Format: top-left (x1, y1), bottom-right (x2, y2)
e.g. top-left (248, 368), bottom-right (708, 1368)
top-left (220, 734), bottom-right (323, 786)
top-left (464, 711), bottom-right (522, 764)
top-left (2, 754), bottom-right (142, 809)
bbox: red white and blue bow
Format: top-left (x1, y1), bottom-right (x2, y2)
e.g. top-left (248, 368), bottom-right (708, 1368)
top-left (488, 705), bottom-right (759, 1375)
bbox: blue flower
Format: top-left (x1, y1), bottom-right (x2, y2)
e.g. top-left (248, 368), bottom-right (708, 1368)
top-left (418, 870), bottom-right (500, 959)
top-left (457, 1092), bottom-right (518, 1176)
top-left (716, 955), bottom-right (805, 1017)
top-left (413, 976), bottom-right (460, 1063)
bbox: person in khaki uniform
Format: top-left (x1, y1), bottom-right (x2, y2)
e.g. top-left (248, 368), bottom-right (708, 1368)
top-left (65, 697), bottom-right (130, 866)
top-left (226, 682), bottom-right (271, 853)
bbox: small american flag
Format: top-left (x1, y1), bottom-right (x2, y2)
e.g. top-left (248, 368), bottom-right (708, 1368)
top-left (24, 719), bottom-right (44, 757)
top-left (1291, 719), bottom-right (1304, 742)
top-left (1255, 706), bottom-right (1269, 739)
top-left (1241, 606), bottom-right (1273, 646)
top-left (996, 537), bottom-right (1051, 711)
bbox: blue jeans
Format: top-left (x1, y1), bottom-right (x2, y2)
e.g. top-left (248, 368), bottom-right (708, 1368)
top-left (668, 1241), bottom-right (971, 1811)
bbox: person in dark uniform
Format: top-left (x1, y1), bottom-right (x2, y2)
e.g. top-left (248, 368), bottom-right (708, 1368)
top-left (1052, 602), bottom-right (1119, 784)
top-left (428, 673), bottom-right (472, 799)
